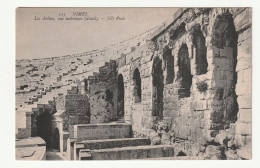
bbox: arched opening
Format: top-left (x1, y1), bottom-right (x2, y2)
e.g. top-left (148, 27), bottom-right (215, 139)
top-left (177, 44), bottom-right (192, 97)
top-left (163, 46), bottom-right (174, 84)
top-left (117, 74), bottom-right (124, 118)
top-left (177, 151), bottom-right (187, 156)
top-left (152, 57), bottom-right (164, 119)
top-left (192, 25), bottom-right (208, 75)
top-left (133, 68), bottom-right (141, 103)
top-left (212, 13), bottom-right (238, 122)
top-left (53, 128), bottom-right (60, 151)
top-left (36, 111), bottom-right (52, 148)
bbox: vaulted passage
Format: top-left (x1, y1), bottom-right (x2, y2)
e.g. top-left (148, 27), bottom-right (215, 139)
top-left (117, 74), bottom-right (124, 118)
top-left (36, 111), bottom-right (52, 148)
top-left (192, 26), bottom-right (208, 75)
top-left (133, 68), bottom-right (141, 103)
top-left (177, 44), bottom-right (192, 97)
top-left (212, 13), bottom-right (238, 123)
top-left (163, 46), bottom-right (175, 84)
top-left (152, 58), bottom-right (164, 119)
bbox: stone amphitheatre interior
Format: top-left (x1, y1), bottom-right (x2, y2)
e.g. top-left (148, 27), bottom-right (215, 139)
top-left (15, 8), bottom-right (252, 160)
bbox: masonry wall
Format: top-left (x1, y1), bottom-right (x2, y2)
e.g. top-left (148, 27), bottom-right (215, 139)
top-left (117, 44), bottom-right (156, 137)
top-left (16, 7), bottom-right (252, 160)
top-left (55, 87), bottom-right (90, 135)
top-left (233, 8), bottom-right (252, 150)
top-left (115, 8), bottom-right (251, 158)
top-left (86, 61), bottom-right (118, 124)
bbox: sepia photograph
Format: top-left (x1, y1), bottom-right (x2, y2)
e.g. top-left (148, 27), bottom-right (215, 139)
top-left (15, 7), bottom-right (252, 161)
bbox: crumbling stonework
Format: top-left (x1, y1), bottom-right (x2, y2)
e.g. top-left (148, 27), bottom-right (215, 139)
top-left (115, 8), bottom-right (251, 159)
top-left (16, 7), bottom-right (252, 160)
top-left (85, 60), bottom-right (118, 123)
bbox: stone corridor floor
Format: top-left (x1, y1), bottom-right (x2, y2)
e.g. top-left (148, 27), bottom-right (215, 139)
top-left (46, 149), bottom-right (68, 160)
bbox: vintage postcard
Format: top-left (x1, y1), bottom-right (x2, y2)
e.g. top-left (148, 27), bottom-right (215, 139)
top-left (15, 7), bottom-right (252, 160)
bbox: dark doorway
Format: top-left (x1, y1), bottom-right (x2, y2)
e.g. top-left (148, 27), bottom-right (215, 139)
top-left (163, 46), bottom-right (175, 84)
top-left (152, 58), bottom-right (164, 119)
top-left (53, 128), bottom-right (60, 151)
top-left (117, 74), bottom-right (124, 118)
top-left (36, 111), bottom-right (52, 148)
top-left (133, 68), bottom-right (141, 103)
top-left (192, 26), bottom-right (208, 75)
top-left (212, 13), bottom-right (239, 122)
top-left (177, 44), bottom-right (192, 97)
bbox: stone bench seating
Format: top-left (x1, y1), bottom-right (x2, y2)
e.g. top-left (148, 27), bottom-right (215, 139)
top-left (45, 87), bottom-right (51, 92)
top-left (74, 138), bottom-right (150, 160)
top-left (36, 93), bottom-right (42, 98)
top-left (27, 99), bottom-right (33, 104)
top-left (79, 145), bottom-right (174, 160)
top-left (32, 96), bottom-right (38, 102)
top-left (40, 90), bottom-right (46, 95)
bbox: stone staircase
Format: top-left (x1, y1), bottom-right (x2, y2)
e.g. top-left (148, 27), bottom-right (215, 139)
top-left (15, 59), bottom-right (116, 139)
top-left (80, 145), bottom-right (174, 160)
top-left (74, 138), bottom-right (150, 160)
top-left (16, 58), bottom-right (175, 160)
top-left (68, 122), bottom-right (175, 160)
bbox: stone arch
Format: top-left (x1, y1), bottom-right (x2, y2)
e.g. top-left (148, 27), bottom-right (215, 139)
top-left (163, 46), bottom-right (175, 84)
top-left (53, 128), bottom-right (60, 151)
top-left (133, 68), bottom-right (141, 103)
top-left (191, 25), bottom-right (208, 75)
top-left (35, 111), bottom-right (52, 148)
top-left (117, 74), bottom-right (125, 118)
top-left (212, 13), bottom-right (238, 49)
top-left (176, 43), bottom-right (192, 97)
top-left (211, 12), bottom-right (238, 122)
top-left (152, 56), bottom-right (164, 118)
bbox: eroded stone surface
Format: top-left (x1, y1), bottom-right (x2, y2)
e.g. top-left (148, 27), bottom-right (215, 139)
top-left (16, 7), bottom-right (252, 160)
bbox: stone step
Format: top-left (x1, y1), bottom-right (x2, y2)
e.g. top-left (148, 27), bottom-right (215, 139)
top-left (73, 138), bottom-right (150, 160)
top-left (73, 123), bottom-right (132, 141)
top-left (79, 145), bottom-right (174, 160)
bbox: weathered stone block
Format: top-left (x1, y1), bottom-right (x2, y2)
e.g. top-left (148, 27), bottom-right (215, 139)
top-left (238, 109), bottom-right (251, 123)
top-left (205, 145), bottom-right (225, 160)
top-left (237, 70), bottom-right (244, 83)
top-left (235, 81), bottom-right (251, 96)
top-left (235, 121), bottom-right (251, 135)
top-left (235, 134), bottom-right (252, 149)
top-left (237, 94), bottom-right (251, 109)
top-left (243, 67), bottom-right (252, 82)
top-left (238, 27), bottom-right (251, 43)
top-left (237, 147), bottom-right (252, 160)
top-left (225, 150), bottom-right (241, 160)
top-left (236, 57), bottom-right (252, 72)
top-left (237, 38), bottom-right (252, 60)
top-left (234, 8), bottom-right (252, 31)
